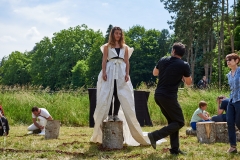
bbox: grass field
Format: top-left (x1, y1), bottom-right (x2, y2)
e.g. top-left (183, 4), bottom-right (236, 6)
top-left (0, 125), bottom-right (239, 160)
top-left (0, 86), bottom-right (238, 159)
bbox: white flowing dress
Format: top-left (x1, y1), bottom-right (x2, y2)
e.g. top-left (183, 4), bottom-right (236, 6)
top-left (90, 44), bottom-right (166, 146)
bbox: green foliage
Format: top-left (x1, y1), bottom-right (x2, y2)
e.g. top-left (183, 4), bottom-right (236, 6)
top-left (51, 24), bottom-right (103, 89)
top-left (29, 37), bottom-right (56, 89)
top-left (104, 24), bottom-right (113, 43)
top-left (234, 25), bottom-right (240, 51)
top-left (85, 35), bottom-right (104, 86)
top-left (0, 51), bottom-right (31, 86)
top-left (125, 25), bottom-right (170, 87)
top-left (71, 60), bottom-right (88, 88)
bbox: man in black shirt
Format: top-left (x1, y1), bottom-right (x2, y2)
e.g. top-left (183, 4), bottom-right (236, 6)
top-left (0, 112), bottom-right (9, 136)
top-left (148, 42), bottom-right (192, 155)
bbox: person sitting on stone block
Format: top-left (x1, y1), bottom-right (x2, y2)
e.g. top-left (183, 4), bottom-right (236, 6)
top-left (0, 112), bottom-right (9, 136)
top-left (190, 101), bottom-right (211, 130)
top-left (27, 106), bottom-right (53, 135)
top-left (211, 96), bottom-right (229, 122)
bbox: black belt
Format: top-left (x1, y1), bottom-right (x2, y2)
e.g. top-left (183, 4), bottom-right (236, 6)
top-left (111, 57), bottom-right (124, 59)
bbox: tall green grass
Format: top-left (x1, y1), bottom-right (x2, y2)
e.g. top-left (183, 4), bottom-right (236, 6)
top-left (0, 89), bottom-right (89, 126)
top-left (0, 85), bottom-right (230, 127)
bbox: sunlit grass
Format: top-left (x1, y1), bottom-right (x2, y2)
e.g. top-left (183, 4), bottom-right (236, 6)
top-left (0, 126), bottom-right (239, 159)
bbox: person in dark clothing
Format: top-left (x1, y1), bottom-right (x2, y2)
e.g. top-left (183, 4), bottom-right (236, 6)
top-left (0, 112), bottom-right (9, 136)
top-left (197, 76), bottom-right (207, 89)
top-left (148, 42), bottom-right (192, 155)
top-left (211, 96), bottom-right (229, 122)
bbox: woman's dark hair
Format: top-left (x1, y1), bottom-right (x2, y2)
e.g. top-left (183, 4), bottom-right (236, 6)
top-left (31, 106), bottom-right (39, 112)
top-left (172, 42), bottom-right (185, 57)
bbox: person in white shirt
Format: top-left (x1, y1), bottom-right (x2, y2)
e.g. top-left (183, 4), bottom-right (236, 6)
top-left (27, 107), bottom-right (53, 135)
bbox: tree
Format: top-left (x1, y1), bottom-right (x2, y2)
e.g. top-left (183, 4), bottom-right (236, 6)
top-left (86, 35), bottom-right (105, 87)
top-left (1, 51), bottom-right (31, 86)
top-left (50, 24), bottom-right (103, 89)
top-left (71, 60), bottom-right (89, 88)
top-left (125, 25), bottom-right (163, 87)
top-left (104, 25), bottom-right (113, 43)
top-left (30, 37), bottom-right (56, 89)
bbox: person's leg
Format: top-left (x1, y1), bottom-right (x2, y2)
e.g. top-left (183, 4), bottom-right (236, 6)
top-left (190, 122), bottom-right (197, 130)
top-left (211, 115), bottom-right (224, 122)
top-left (227, 102), bottom-right (237, 147)
top-left (234, 101), bottom-right (240, 131)
top-left (113, 80), bottom-right (120, 116)
top-left (38, 116), bottom-right (47, 134)
top-left (108, 100), bottom-right (113, 115)
top-left (27, 123), bottom-right (38, 131)
top-left (150, 95), bottom-right (184, 152)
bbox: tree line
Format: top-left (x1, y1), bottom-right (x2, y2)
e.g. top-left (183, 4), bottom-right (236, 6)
top-left (160, 0), bottom-right (240, 87)
top-left (0, 0), bottom-right (239, 90)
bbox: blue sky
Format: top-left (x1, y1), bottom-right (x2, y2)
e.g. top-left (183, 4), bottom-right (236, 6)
top-left (0, 0), bottom-right (234, 60)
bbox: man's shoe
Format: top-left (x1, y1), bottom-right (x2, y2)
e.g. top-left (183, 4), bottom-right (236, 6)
top-left (148, 133), bottom-right (156, 149)
top-left (114, 115), bottom-right (121, 121)
top-left (38, 132), bottom-right (45, 136)
top-left (227, 147), bottom-right (237, 153)
top-left (170, 149), bottom-right (186, 155)
top-left (108, 115), bottom-right (114, 122)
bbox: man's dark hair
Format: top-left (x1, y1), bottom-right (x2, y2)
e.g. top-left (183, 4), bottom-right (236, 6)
top-left (199, 101), bottom-right (207, 108)
top-left (31, 107), bottom-right (39, 112)
top-left (172, 42), bottom-right (185, 57)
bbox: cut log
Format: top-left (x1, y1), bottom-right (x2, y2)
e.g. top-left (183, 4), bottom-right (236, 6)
top-left (45, 120), bottom-right (61, 140)
top-left (196, 121), bottom-right (216, 144)
top-left (236, 131), bottom-right (240, 142)
top-left (102, 121), bottom-right (123, 149)
top-left (215, 122), bottom-right (229, 143)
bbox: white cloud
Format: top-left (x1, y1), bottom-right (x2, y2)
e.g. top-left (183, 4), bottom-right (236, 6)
top-left (25, 27), bottom-right (41, 40)
top-left (0, 36), bottom-right (17, 42)
top-left (55, 16), bottom-right (69, 25)
top-left (12, 1), bottom-right (71, 26)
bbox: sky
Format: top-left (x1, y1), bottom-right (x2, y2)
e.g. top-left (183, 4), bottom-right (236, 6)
top-left (0, 0), bottom-right (173, 59)
top-left (0, 0), bottom-right (234, 60)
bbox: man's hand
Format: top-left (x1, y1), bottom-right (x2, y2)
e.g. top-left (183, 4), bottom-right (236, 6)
top-left (39, 125), bottom-right (44, 130)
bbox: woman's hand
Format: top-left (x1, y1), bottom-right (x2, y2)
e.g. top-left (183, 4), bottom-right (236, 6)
top-left (125, 74), bottom-right (129, 82)
top-left (102, 72), bottom-right (107, 81)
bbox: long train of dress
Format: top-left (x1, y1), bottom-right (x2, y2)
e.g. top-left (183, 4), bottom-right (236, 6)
top-left (90, 44), bottom-right (166, 146)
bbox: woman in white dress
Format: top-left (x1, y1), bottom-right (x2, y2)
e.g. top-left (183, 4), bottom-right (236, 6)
top-left (90, 26), bottom-right (165, 146)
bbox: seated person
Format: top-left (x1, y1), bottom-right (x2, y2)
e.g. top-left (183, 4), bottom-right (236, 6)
top-left (211, 96), bottom-right (229, 122)
top-left (190, 101), bottom-right (211, 130)
top-left (0, 112), bottom-right (9, 136)
top-left (27, 107), bottom-right (53, 135)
